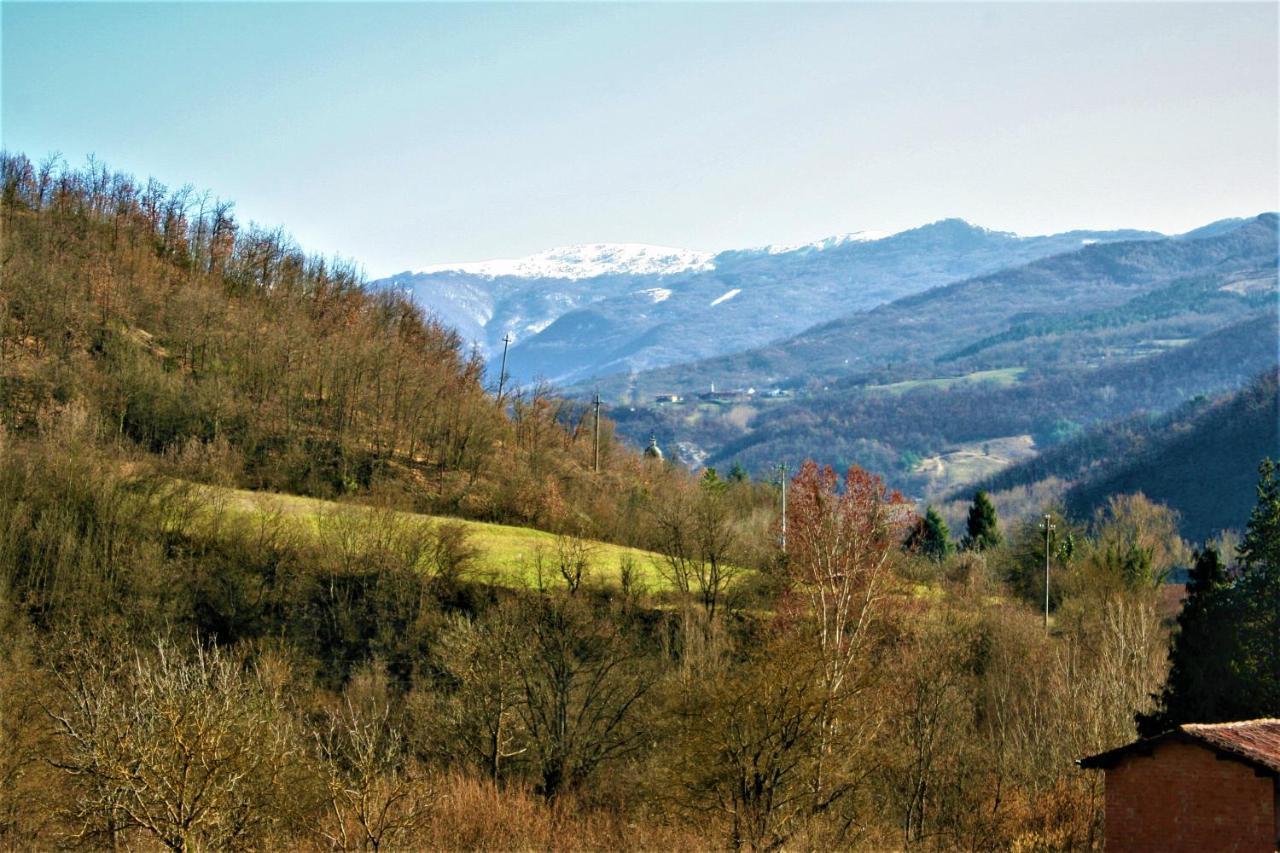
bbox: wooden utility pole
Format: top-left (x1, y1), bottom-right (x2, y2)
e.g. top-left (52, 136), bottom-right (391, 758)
top-left (496, 333), bottom-right (512, 399)
top-left (592, 391), bottom-right (602, 473)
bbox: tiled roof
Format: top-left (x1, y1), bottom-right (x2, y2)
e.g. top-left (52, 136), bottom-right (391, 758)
top-left (1079, 718), bottom-right (1280, 773)
top-left (1182, 719), bottom-right (1280, 772)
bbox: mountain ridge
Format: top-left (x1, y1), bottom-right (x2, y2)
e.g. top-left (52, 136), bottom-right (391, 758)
top-left (375, 217), bottom-right (1175, 385)
top-left (592, 213), bottom-right (1278, 400)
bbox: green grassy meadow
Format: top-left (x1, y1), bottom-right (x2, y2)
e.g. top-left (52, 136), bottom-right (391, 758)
top-left (189, 484), bottom-right (675, 590)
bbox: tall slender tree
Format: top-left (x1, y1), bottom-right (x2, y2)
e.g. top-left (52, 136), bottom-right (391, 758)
top-left (1238, 457), bottom-right (1280, 570)
top-left (1138, 458), bottom-right (1280, 735)
top-left (907, 506), bottom-right (953, 562)
top-left (1136, 547), bottom-right (1227, 736)
top-left (963, 491), bottom-right (1002, 551)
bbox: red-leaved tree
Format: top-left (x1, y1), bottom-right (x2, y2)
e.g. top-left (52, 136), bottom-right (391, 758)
top-left (781, 462), bottom-right (914, 815)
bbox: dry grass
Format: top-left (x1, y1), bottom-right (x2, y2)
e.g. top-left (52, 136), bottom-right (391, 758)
top-left (416, 773), bottom-right (712, 852)
top-left (915, 434), bottom-right (1038, 500)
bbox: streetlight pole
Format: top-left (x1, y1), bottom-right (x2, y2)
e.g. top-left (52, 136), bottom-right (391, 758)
top-left (1041, 514), bottom-right (1055, 630)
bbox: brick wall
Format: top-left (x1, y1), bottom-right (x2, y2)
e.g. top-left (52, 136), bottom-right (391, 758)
top-left (1104, 740), bottom-right (1278, 852)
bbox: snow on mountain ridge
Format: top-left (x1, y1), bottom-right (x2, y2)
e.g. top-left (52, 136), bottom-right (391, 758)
top-left (415, 228), bottom-right (906, 280)
top-left (758, 229), bottom-right (893, 255)
top-left (709, 288), bottom-right (742, 307)
top-left (419, 243), bottom-right (715, 280)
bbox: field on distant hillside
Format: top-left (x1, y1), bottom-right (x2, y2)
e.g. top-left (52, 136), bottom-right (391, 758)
top-left (913, 434), bottom-right (1037, 498)
top-left (866, 367), bottom-right (1027, 395)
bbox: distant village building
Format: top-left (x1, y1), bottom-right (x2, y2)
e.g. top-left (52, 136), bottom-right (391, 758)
top-left (643, 434), bottom-right (664, 461)
top-left (653, 393), bottom-right (682, 404)
top-left (696, 385), bottom-right (751, 404)
top-left (1078, 719), bottom-right (1280, 852)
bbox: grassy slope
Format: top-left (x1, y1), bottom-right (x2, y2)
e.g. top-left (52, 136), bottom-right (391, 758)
top-left (194, 484), bottom-right (676, 590)
top-left (865, 367), bottom-right (1026, 395)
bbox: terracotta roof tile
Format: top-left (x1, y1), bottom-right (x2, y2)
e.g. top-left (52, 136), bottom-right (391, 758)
top-left (1182, 719), bottom-right (1280, 772)
top-left (1079, 718), bottom-right (1280, 772)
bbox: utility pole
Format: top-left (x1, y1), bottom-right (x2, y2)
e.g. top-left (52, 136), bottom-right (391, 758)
top-left (1041, 514), bottom-right (1055, 630)
top-left (592, 391), bottom-right (602, 473)
top-left (778, 462), bottom-right (789, 553)
top-left (496, 333), bottom-right (512, 399)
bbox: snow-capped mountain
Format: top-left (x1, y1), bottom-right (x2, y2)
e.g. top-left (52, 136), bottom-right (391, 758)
top-left (418, 243), bottom-right (715, 280)
top-left (755, 229), bottom-right (891, 255)
top-left (372, 220), bottom-right (1166, 387)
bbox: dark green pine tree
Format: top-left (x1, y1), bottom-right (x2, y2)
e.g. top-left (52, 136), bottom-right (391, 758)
top-left (963, 490), bottom-right (1002, 551)
top-left (1136, 547), bottom-right (1229, 736)
top-left (1238, 457), bottom-right (1280, 570)
top-left (727, 462), bottom-right (750, 484)
top-left (907, 506), bottom-right (954, 562)
top-left (1137, 457), bottom-right (1280, 736)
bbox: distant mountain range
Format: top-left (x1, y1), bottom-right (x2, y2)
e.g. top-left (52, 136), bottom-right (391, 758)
top-left (374, 212), bottom-right (1277, 539)
top-left (373, 219), bottom-right (1174, 386)
top-left (596, 214), bottom-right (1278, 400)
top-left (594, 214), bottom-right (1277, 540)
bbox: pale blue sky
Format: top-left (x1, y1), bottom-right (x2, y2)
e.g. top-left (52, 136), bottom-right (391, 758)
top-left (3, 2), bottom-right (1277, 277)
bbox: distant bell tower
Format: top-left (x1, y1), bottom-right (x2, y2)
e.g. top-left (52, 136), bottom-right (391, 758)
top-left (643, 433), bottom-right (664, 460)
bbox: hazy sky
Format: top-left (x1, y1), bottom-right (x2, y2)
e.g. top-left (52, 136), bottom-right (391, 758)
top-left (3, 2), bottom-right (1277, 277)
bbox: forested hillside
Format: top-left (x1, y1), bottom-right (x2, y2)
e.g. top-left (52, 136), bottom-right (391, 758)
top-left (955, 370), bottom-right (1279, 542)
top-left (1058, 372), bottom-right (1278, 542)
top-left (0, 152), bottom-right (710, 547)
top-left (611, 310), bottom-right (1277, 508)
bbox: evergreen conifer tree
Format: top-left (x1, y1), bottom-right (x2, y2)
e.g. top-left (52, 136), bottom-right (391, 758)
top-left (963, 490), bottom-right (1002, 551)
top-left (1138, 458), bottom-right (1280, 735)
top-left (1238, 457), bottom-right (1280, 570)
top-left (1137, 547), bottom-right (1228, 736)
top-left (907, 506), bottom-right (953, 561)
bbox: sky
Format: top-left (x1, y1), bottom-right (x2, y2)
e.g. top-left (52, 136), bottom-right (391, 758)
top-left (3, 2), bottom-right (1277, 278)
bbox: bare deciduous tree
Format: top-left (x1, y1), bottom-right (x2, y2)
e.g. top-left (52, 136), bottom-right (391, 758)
top-left (47, 638), bottom-right (302, 852)
top-left (436, 608), bottom-right (528, 782)
top-left (651, 477), bottom-right (739, 621)
top-left (315, 670), bottom-right (432, 851)
top-left (512, 596), bottom-right (653, 797)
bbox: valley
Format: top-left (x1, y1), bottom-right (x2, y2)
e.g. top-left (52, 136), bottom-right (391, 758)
top-left (384, 212), bottom-right (1277, 541)
top-left (580, 216), bottom-right (1279, 537)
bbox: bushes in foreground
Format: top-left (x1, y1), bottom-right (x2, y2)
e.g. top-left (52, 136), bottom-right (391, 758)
top-left (0, 435), bottom-right (1197, 850)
